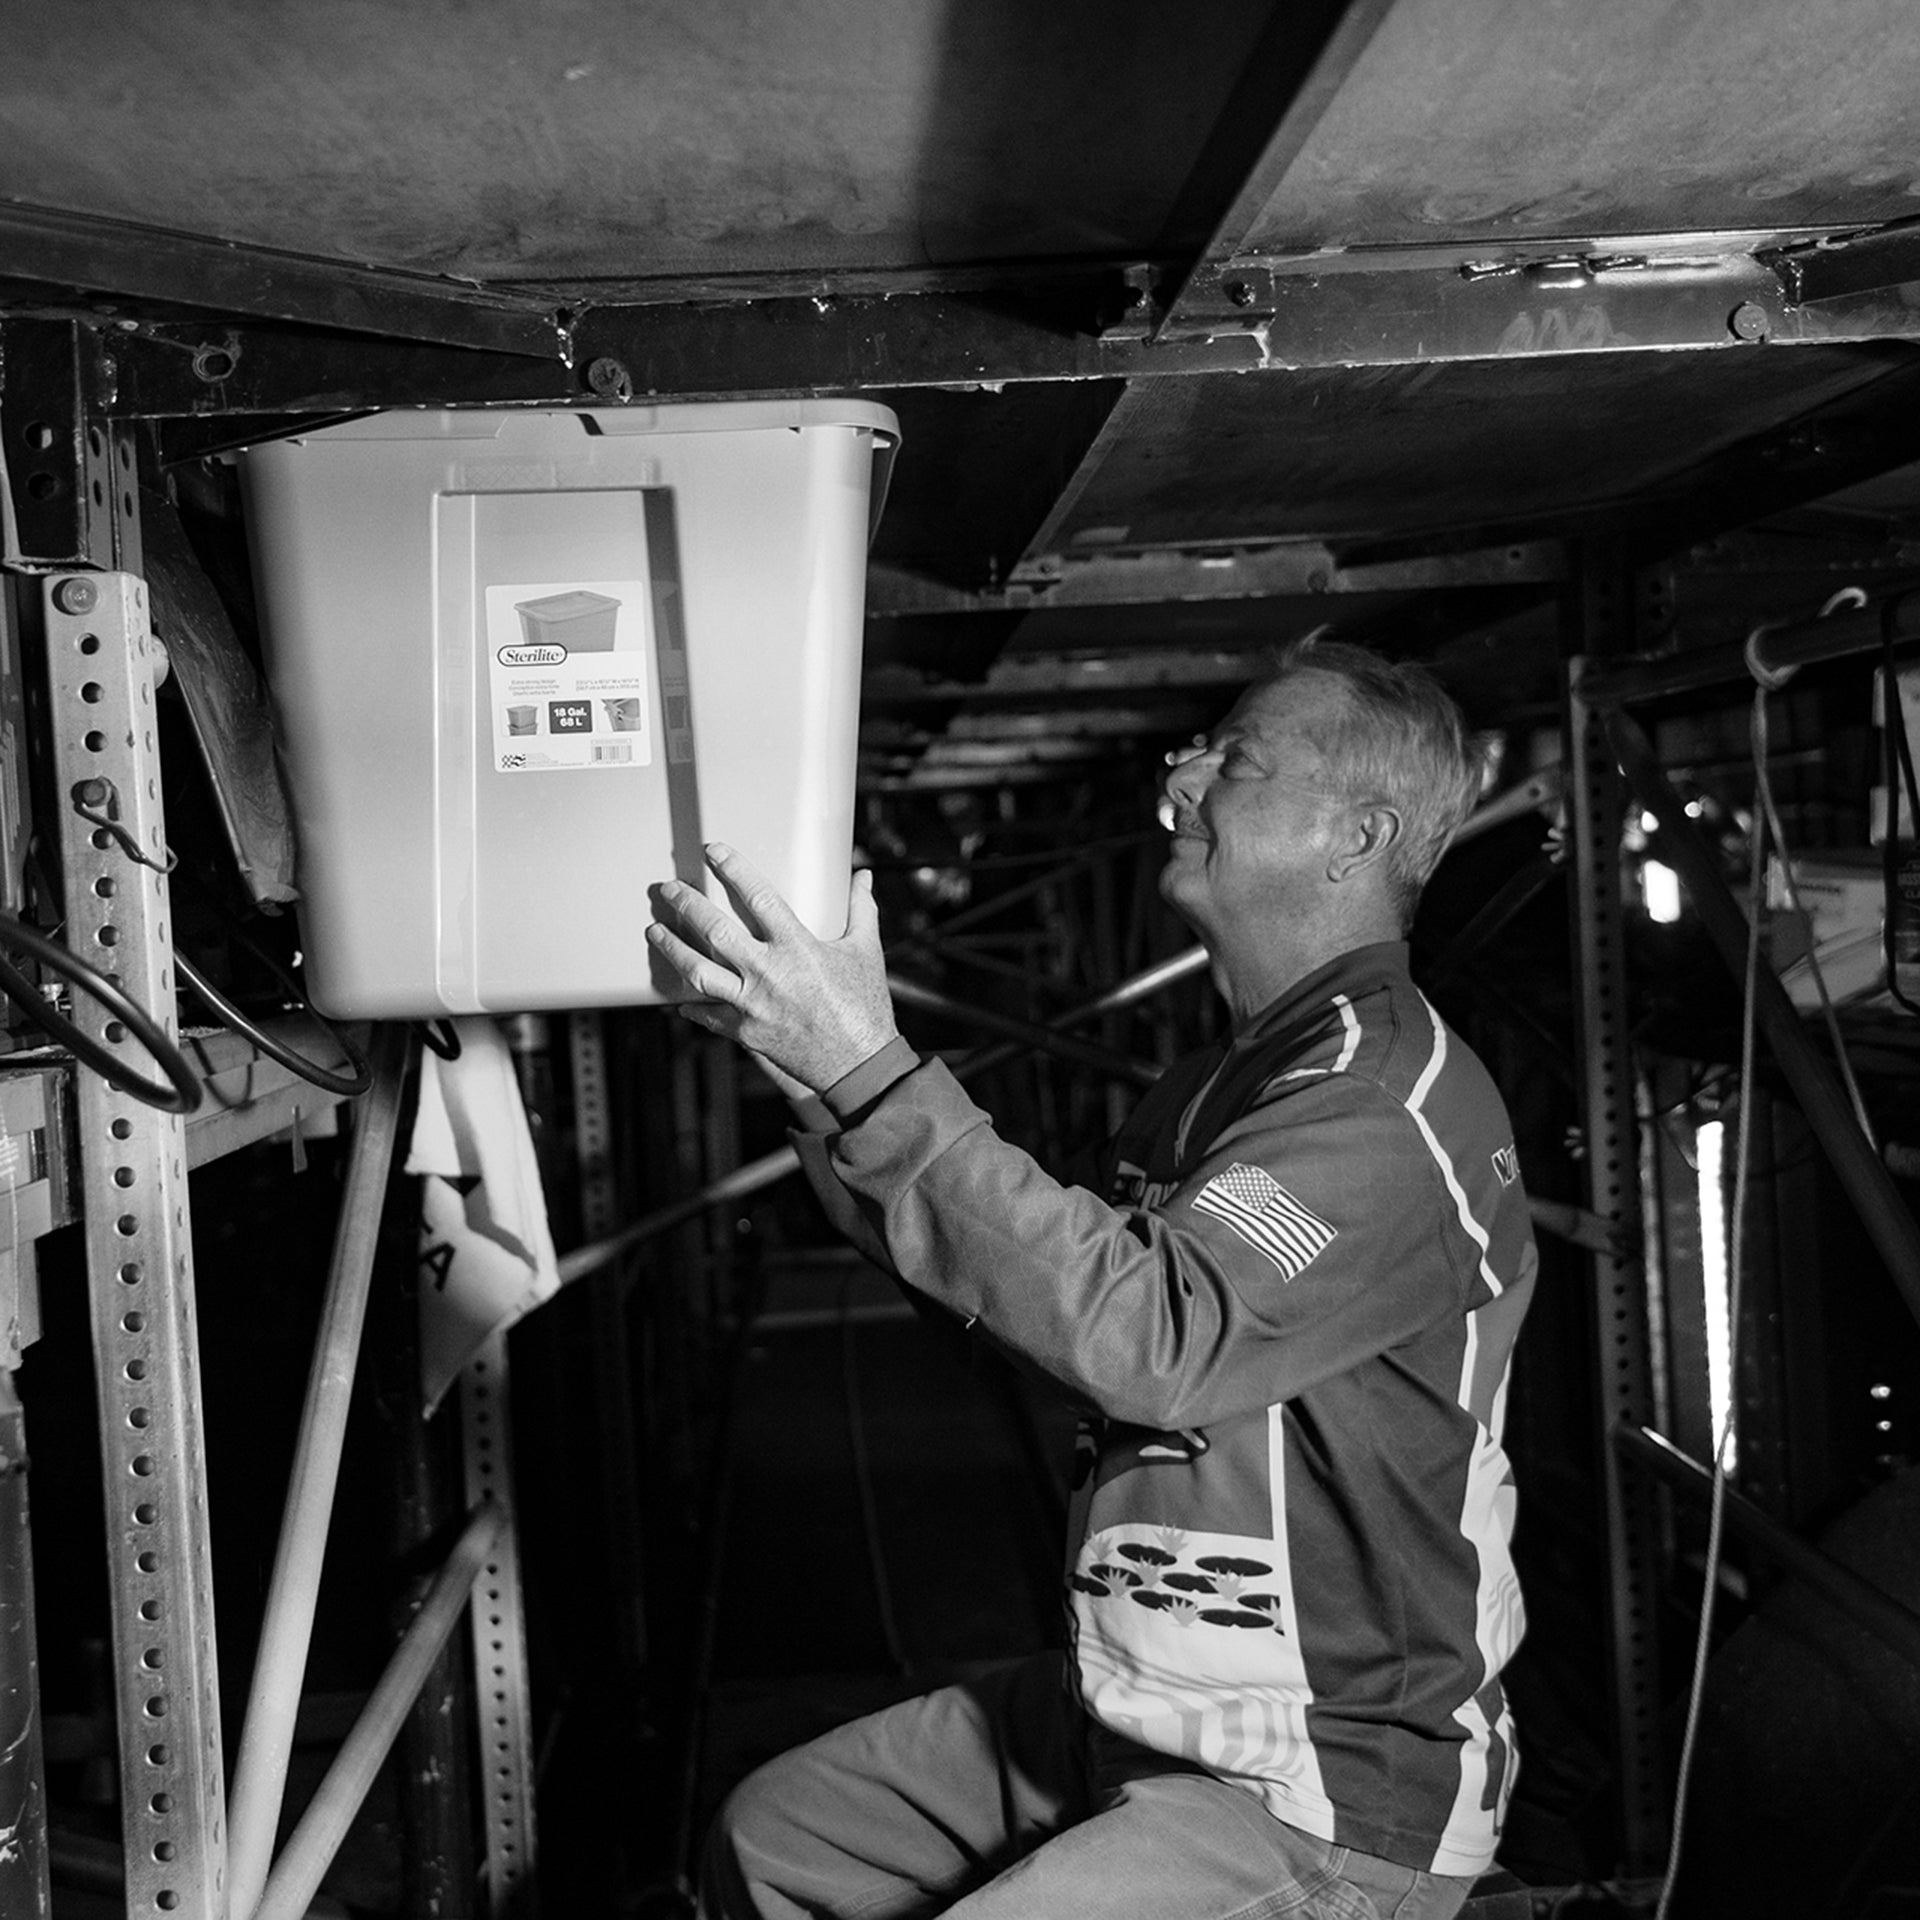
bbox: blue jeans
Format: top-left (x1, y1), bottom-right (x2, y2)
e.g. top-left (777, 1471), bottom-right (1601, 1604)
top-left (697, 1654), bottom-right (1480, 1920)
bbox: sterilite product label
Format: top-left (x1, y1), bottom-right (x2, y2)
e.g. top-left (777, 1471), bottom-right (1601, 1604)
top-left (484, 579), bottom-right (653, 772)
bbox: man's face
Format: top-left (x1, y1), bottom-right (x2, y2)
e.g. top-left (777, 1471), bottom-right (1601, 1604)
top-left (1156, 672), bottom-right (1355, 941)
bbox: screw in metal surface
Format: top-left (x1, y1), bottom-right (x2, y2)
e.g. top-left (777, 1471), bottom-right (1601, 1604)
top-left (1728, 302), bottom-right (1772, 342)
top-left (191, 342), bottom-right (239, 383)
top-left (586, 356), bottom-right (635, 402)
top-left (54, 576), bottom-right (99, 615)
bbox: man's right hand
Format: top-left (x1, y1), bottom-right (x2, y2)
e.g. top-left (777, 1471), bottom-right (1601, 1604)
top-left (645, 843), bottom-right (899, 1095)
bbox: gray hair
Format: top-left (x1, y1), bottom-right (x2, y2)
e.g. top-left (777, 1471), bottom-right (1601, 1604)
top-left (1262, 634), bottom-right (1485, 925)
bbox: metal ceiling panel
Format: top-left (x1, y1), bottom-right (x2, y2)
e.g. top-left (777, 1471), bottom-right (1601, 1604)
top-left (1237, 0), bottom-right (1920, 252)
top-left (0, 0), bottom-right (1277, 283)
top-left (1027, 347), bottom-right (1910, 554)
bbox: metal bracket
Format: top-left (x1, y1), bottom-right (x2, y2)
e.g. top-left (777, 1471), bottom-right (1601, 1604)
top-left (1762, 217), bottom-right (1920, 308)
top-left (2, 322), bottom-right (142, 573)
top-left (42, 570), bottom-right (226, 1917)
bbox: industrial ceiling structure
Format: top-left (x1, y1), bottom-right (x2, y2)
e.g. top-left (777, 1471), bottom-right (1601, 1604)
top-left (7, 5), bottom-right (1920, 1915)
top-left (7, 0), bottom-right (1920, 784)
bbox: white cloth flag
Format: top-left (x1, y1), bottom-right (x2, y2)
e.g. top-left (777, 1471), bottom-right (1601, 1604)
top-left (406, 1017), bottom-right (561, 1412)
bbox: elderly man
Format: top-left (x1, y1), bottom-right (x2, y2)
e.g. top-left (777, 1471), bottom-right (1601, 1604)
top-left (647, 637), bottom-right (1536, 1920)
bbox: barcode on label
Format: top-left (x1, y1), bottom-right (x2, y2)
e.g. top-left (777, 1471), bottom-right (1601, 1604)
top-left (590, 741), bottom-right (634, 764)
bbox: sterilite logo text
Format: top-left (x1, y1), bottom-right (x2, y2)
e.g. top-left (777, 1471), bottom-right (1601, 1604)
top-left (498, 644), bottom-right (567, 667)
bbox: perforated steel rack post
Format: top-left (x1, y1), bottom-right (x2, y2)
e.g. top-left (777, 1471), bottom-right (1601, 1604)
top-left (569, 1011), bottom-right (648, 1681)
top-left (43, 570), bottom-right (228, 1919)
top-left (462, 1328), bottom-right (538, 1912)
top-left (1564, 592), bottom-right (1669, 1871)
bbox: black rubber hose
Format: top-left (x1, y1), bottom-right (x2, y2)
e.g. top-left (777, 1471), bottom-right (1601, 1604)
top-left (0, 910), bottom-right (201, 1114)
top-left (418, 1019), bottom-right (463, 1062)
top-left (174, 949), bottom-right (373, 1097)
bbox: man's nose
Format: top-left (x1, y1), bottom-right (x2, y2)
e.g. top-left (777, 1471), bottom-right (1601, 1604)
top-left (1163, 739), bottom-right (1214, 807)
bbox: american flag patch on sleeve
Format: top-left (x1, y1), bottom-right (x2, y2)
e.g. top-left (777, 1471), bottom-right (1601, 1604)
top-left (1192, 1163), bottom-right (1337, 1280)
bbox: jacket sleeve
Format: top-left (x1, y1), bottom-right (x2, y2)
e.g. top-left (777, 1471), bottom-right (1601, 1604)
top-left (821, 1055), bottom-right (1472, 1430)
top-left (791, 1126), bottom-right (902, 1278)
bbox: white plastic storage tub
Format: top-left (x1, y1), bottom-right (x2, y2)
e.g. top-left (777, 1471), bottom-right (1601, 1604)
top-left (239, 400), bottom-right (898, 1018)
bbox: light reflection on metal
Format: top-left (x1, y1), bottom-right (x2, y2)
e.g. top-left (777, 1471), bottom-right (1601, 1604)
top-left (1693, 1119), bottom-right (1737, 1471)
top-left (1606, 702), bottom-right (1920, 1333)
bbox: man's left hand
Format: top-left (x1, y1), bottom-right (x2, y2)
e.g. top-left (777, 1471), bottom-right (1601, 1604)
top-left (646, 843), bottom-right (897, 1094)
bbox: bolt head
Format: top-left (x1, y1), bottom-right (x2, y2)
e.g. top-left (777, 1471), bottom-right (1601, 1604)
top-left (585, 357), bottom-right (634, 401)
top-left (54, 577), bottom-right (98, 615)
top-left (1728, 301), bottom-right (1771, 342)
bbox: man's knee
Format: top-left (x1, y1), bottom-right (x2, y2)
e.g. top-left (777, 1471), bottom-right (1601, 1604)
top-left (706, 1748), bottom-right (805, 1861)
top-left (697, 1745), bottom-right (840, 1920)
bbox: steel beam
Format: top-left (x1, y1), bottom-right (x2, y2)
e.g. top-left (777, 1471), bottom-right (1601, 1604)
top-left (0, 201), bottom-right (565, 359)
top-left (1765, 218), bottom-right (1920, 309)
top-left (1154, 0), bottom-right (1404, 341)
top-left (1580, 587), bottom-right (1920, 705)
top-left (1162, 243), bottom-right (1920, 360)
top-left (864, 540), bottom-right (1566, 617)
top-left (40, 242), bottom-right (1920, 428)
top-left (862, 645), bottom-right (1277, 703)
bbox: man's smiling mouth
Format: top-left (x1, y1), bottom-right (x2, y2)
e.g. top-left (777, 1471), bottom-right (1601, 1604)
top-left (1160, 797), bottom-right (1207, 839)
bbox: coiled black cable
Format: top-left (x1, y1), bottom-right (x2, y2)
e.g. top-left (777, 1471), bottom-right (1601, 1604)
top-left (418, 1018), bottom-right (463, 1061)
top-left (173, 949), bottom-right (372, 1097)
top-left (0, 909), bottom-right (202, 1114)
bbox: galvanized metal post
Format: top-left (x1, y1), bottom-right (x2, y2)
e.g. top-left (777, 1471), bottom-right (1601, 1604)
top-left (462, 1329), bottom-right (538, 1915)
top-left (42, 570), bottom-right (228, 1917)
top-left (1564, 551), bottom-right (1669, 1877)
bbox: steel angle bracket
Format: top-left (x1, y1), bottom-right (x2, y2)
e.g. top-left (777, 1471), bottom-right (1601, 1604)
top-left (41, 571), bottom-right (226, 1916)
top-left (1762, 218), bottom-right (1920, 308)
top-left (1, 321), bottom-right (143, 573)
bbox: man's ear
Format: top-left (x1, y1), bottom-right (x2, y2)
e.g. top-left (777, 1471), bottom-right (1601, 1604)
top-left (1327, 804), bottom-right (1402, 884)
